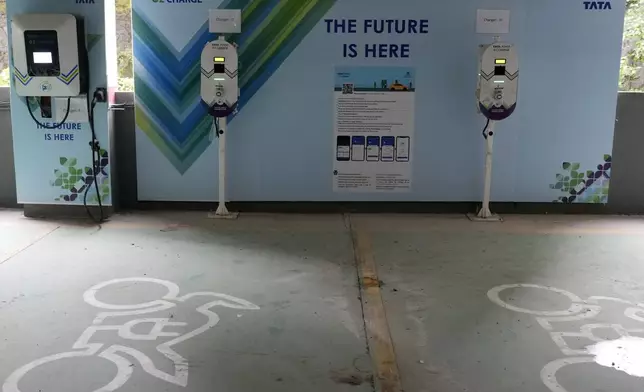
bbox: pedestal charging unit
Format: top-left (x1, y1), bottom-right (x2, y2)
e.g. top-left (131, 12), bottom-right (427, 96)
top-left (473, 41), bottom-right (519, 220)
top-left (8, 0), bottom-right (117, 221)
top-left (201, 10), bottom-right (241, 218)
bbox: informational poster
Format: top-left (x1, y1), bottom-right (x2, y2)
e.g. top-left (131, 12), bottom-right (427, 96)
top-left (333, 66), bottom-right (415, 192)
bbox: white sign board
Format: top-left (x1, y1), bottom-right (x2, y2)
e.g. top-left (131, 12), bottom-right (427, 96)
top-left (55, 96), bottom-right (89, 123)
top-left (209, 9), bottom-right (242, 33)
top-left (476, 9), bottom-right (510, 34)
top-left (333, 66), bottom-right (415, 193)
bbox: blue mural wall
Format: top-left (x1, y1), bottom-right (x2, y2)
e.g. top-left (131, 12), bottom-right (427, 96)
top-left (134, 0), bottom-right (625, 203)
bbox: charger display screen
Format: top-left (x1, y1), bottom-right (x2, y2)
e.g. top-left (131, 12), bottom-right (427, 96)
top-left (33, 52), bottom-right (53, 64)
top-left (24, 30), bottom-right (61, 76)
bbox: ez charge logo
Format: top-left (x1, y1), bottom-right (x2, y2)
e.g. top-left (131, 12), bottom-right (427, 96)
top-left (584, 1), bottom-right (612, 10)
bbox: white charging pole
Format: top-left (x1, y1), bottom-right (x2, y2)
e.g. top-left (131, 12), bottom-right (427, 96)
top-left (209, 111), bottom-right (238, 219)
top-left (214, 116), bottom-right (230, 216)
top-left (477, 120), bottom-right (496, 219)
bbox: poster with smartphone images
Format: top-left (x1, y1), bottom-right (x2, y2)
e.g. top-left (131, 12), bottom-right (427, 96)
top-left (333, 66), bottom-right (415, 192)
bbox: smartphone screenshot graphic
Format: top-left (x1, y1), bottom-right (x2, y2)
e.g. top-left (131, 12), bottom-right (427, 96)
top-left (381, 136), bottom-right (395, 162)
top-left (336, 136), bottom-right (350, 161)
top-left (367, 136), bottom-right (380, 161)
top-left (351, 136), bottom-right (365, 161)
top-left (396, 136), bottom-right (410, 162)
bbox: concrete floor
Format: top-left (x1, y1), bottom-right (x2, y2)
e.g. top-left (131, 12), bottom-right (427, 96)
top-left (355, 214), bottom-right (644, 392)
top-left (0, 211), bottom-right (371, 392)
top-left (2, 210), bottom-right (644, 392)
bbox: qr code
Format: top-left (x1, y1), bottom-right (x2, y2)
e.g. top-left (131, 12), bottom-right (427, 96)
top-left (342, 83), bottom-right (354, 94)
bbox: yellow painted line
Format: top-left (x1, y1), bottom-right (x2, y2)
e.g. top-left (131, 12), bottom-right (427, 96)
top-left (349, 216), bottom-right (403, 392)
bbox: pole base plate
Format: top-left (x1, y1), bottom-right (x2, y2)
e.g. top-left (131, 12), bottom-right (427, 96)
top-left (208, 211), bottom-right (239, 219)
top-left (208, 203), bottom-right (239, 219)
top-left (467, 213), bottom-right (503, 222)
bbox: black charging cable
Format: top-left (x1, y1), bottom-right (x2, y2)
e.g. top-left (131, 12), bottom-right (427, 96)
top-left (214, 117), bottom-right (221, 138)
top-left (26, 96), bottom-right (72, 129)
top-left (83, 90), bottom-right (105, 224)
top-left (482, 118), bottom-right (491, 139)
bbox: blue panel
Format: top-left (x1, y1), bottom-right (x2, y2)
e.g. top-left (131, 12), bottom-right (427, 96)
top-left (134, 0), bottom-right (625, 203)
top-left (8, 0), bottom-right (114, 205)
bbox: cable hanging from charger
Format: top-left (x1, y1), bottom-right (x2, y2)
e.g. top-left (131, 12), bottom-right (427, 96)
top-left (25, 92), bottom-right (105, 223)
top-left (26, 96), bottom-right (72, 129)
top-left (212, 116), bottom-right (221, 138)
top-left (83, 89), bottom-right (106, 224)
top-left (482, 118), bottom-right (490, 139)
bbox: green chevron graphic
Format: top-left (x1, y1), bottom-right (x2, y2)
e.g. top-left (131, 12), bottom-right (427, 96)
top-left (134, 0), bottom-right (337, 173)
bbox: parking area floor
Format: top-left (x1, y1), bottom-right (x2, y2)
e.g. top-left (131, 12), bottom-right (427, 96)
top-left (0, 210), bottom-right (371, 392)
top-left (2, 210), bottom-right (644, 392)
top-left (355, 214), bottom-right (644, 392)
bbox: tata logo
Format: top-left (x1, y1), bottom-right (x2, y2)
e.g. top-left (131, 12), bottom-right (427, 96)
top-left (584, 1), bottom-right (612, 10)
top-left (76, 0), bottom-right (96, 3)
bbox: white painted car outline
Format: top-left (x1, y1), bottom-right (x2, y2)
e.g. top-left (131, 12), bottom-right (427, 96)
top-left (2, 277), bottom-right (260, 392)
